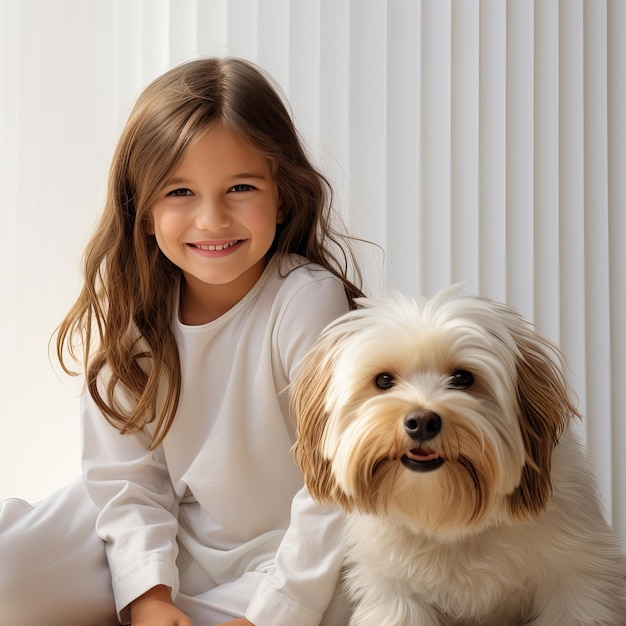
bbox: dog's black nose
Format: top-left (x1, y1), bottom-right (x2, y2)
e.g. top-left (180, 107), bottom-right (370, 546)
top-left (404, 409), bottom-right (442, 441)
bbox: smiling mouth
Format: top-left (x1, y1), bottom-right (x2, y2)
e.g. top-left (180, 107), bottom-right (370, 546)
top-left (401, 447), bottom-right (445, 472)
top-left (191, 240), bottom-right (241, 252)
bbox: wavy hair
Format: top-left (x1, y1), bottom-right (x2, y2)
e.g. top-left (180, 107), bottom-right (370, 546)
top-left (56, 57), bottom-right (363, 448)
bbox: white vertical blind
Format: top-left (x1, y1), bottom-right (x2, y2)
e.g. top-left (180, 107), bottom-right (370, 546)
top-left (451, 0), bottom-right (480, 293)
top-left (479, 0), bottom-right (508, 303)
top-left (1, 0), bottom-right (624, 547)
top-left (608, 0), bottom-right (626, 529)
top-left (386, 0), bottom-right (421, 296)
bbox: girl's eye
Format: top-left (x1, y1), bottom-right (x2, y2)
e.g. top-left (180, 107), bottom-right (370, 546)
top-left (449, 370), bottom-right (474, 389)
top-left (167, 188), bottom-right (192, 197)
top-left (229, 184), bottom-right (256, 193)
top-left (375, 373), bottom-right (395, 391)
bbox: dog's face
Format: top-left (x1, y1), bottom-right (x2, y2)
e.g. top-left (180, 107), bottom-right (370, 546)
top-left (293, 289), bottom-right (576, 539)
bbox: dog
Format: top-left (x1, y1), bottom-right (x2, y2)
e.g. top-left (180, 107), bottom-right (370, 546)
top-left (293, 288), bottom-right (626, 625)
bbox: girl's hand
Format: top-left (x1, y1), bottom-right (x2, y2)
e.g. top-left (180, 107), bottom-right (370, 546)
top-left (216, 620), bottom-right (254, 626)
top-left (131, 585), bottom-right (194, 625)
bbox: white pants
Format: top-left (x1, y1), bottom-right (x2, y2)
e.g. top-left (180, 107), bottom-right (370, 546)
top-left (0, 479), bottom-right (352, 626)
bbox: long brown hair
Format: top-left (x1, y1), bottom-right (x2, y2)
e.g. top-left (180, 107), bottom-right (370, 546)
top-left (56, 57), bottom-right (363, 449)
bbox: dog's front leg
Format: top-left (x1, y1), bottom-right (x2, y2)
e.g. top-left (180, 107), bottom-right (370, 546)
top-left (348, 587), bottom-right (441, 626)
top-left (527, 575), bottom-right (626, 626)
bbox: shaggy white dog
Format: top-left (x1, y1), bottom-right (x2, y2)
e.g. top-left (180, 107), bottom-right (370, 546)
top-left (293, 289), bottom-right (626, 625)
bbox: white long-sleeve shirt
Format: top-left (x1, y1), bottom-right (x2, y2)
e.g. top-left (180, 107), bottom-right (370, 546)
top-left (81, 255), bottom-right (351, 625)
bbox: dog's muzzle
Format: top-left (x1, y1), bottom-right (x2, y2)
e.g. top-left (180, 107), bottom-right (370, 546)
top-left (401, 409), bottom-right (445, 472)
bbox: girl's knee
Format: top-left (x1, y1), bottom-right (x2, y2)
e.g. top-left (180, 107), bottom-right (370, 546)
top-left (0, 491), bottom-right (117, 625)
top-left (0, 498), bottom-right (38, 583)
top-left (0, 502), bottom-right (41, 622)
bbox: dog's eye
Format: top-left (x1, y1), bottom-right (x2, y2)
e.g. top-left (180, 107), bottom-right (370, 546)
top-left (374, 373), bottom-right (396, 390)
top-left (449, 370), bottom-right (474, 389)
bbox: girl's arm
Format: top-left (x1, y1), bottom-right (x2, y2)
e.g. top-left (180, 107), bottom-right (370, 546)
top-left (245, 487), bottom-right (346, 625)
top-left (130, 585), bottom-right (193, 626)
top-left (246, 272), bottom-right (351, 626)
top-left (81, 378), bottom-right (181, 624)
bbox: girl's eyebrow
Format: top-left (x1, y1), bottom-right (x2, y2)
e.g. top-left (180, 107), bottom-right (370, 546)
top-left (164, 176), bottom-right (190, 187)
top-left (164, 172), bottom-right (267, 186)
top-left (230, 172), bottom-right (267, 181)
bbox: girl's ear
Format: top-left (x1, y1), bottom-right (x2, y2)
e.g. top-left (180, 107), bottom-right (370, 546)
top-left (145, 215), bottom-right (155, 235)
top-left (276, 202), bottom-right (285, 225)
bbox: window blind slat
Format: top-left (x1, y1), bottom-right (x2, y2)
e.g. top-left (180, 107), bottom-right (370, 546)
top-left (607, 0), bottom-right (626, 541)
top-left (478, 0), bottom-right (508, 302)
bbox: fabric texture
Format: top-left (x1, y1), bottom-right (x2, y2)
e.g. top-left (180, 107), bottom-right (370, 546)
top-left (0, 256), bottom-right (353, 626)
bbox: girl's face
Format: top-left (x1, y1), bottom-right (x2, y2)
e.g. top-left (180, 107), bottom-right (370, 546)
top-left (150, 124), bottom-right (282, 323)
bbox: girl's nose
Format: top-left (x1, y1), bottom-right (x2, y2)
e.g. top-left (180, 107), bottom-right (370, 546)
top-left (195, 199), bottom-right (231, 231)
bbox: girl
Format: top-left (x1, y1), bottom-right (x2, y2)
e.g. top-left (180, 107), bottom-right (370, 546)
top-left (0, 57), bottom-right (363, 626)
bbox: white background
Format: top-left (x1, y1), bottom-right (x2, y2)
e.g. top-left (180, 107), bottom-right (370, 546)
top-left (1, 0), bottom-right (624, 547)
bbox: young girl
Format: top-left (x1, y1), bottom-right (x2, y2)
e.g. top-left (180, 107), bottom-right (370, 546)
top-left (0, 57), bottom-right (363, 626)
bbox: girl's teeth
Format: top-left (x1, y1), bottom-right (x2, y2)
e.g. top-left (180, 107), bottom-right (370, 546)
top-left (197, 241), bottom-right (237, 251)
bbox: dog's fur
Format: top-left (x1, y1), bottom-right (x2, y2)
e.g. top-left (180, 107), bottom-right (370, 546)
top-left (293, 289), bottom-right (626, 625)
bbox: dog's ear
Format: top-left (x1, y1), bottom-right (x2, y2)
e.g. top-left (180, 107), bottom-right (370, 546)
top-left (291, 335), bottom-right (354, 510)
top-left (508, 327), bottom-right (577, 520)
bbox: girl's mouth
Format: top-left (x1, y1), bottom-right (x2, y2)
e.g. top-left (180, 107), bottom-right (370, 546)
top-left (192, 240), bottom-right (240, 252)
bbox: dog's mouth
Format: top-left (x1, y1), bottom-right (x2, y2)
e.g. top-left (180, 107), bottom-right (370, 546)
top-left (401, 447), bottom-right (445, 472)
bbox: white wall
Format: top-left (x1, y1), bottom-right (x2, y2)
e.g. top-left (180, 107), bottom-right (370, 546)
top-left (1, 0), bottom-right (624, 546)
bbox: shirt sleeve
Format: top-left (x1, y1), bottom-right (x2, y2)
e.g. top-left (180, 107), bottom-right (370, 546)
top-left (81, 382), bottom-right (180, 625)
top-left (246, 272), bottom-right (351, 626)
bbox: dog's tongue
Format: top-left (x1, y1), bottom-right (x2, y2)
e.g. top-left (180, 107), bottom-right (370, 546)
top-left (405, 447), bottom-right (440, 462)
